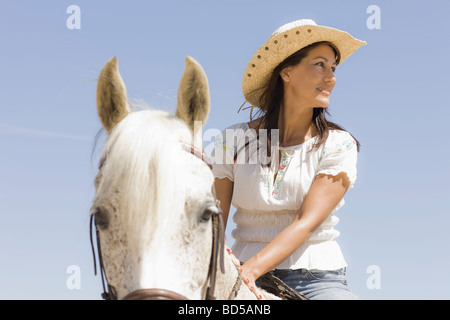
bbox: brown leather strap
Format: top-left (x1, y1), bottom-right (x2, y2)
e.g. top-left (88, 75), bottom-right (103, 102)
top-left (122, 289), bottom-right (188, 300)
top-left (205, 210), bottom-right (224, 300)
top-left (90, 214), bottom-right (117, 300)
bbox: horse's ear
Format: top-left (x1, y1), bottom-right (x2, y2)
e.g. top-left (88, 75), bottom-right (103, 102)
top-left (176, 56), bottom-right (210, 134)
top-left (96, 57), bottom-right (130, 134)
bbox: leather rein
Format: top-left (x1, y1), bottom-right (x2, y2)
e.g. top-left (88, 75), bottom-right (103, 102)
top-left (90, 143), bottom-right (225, 300)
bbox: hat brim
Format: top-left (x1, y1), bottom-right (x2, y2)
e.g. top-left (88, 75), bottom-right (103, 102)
top-left (242, 24), bottom-right (366, 109)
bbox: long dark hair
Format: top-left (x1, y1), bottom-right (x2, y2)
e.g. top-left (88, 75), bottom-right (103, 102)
top-left (251, 41), bottom-right (360, 159)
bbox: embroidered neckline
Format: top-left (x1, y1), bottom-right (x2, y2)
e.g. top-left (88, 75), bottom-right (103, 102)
top-left (269, 149), bottom-right (294, 196)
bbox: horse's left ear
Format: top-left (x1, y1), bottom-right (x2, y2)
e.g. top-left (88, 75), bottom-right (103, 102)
top-left (176, 56), bottom-right (210, 134)
top-left (96, 57), bottom-right (130, 134)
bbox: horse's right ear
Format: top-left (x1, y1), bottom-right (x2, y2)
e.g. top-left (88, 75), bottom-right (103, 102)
top-left (96, 57), bottom-right (130, 134)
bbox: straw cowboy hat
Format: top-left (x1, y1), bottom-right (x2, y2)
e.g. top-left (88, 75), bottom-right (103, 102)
top-left (242, 19), bottom-right (366, 109)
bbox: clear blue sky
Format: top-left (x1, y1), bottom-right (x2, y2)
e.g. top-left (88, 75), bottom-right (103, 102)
top-left (1, 0), bottom-right (449, 300)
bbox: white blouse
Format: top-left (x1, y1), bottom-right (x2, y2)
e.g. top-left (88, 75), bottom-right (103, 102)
top-left (211, 122), bottom-right (358, 270)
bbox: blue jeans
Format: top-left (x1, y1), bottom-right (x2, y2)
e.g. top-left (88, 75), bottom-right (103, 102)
top-left (259, 268), bottom-right (358, 300)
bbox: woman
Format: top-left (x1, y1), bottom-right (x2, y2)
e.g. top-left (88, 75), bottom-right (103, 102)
top-left (212, 19), bottom-right (366, 300)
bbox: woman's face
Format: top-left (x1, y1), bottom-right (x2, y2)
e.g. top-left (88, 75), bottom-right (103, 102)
top-left (281, 44), bottom-right (337, 109)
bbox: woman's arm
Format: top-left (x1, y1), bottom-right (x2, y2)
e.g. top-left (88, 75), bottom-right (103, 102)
top-left (240, 172), bottom-right (351, 289)
top-left (214, 177), bottom-right (234, 230)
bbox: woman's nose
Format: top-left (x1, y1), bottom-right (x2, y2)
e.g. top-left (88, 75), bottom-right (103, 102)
top-left (324, 68), bottom-right (336, 84)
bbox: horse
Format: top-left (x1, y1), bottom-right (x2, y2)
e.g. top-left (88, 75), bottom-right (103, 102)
top-left (90, 56), bottom-right (281, 300)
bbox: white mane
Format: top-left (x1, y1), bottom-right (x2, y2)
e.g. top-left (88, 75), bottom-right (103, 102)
top-left (98, 109), bottom-right (192, 240)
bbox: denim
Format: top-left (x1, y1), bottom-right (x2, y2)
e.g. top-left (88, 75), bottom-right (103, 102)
top-left (259, 268), bottom-right (358, 300)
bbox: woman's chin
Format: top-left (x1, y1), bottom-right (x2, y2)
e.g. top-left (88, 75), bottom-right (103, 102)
top-left (315, 101), bottom-right (330, 109)
top-left (314, 96), bottom-right (330, 109)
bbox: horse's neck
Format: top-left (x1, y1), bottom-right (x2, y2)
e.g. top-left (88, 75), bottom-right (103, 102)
top-left (214, 250), bottom-right (257, 300)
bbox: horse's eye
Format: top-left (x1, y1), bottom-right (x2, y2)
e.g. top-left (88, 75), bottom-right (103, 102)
top-left (200, 206), bottom-right (218, 223)
top-left (92, 207), bottom-right (110, 230)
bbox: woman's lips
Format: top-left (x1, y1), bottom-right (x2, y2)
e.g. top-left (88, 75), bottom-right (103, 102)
top-left (316, 87), bottom-right (331, 96)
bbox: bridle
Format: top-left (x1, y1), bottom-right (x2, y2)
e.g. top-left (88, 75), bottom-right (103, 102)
top-left (90, 143), bottom-right (226, 300)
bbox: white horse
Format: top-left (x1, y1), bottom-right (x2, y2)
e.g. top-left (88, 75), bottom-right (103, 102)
top-left (90, 56), bottom-right (280, 300)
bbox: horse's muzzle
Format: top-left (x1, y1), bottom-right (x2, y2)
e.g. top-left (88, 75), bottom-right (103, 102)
top-left (122, 289), bottom-right (188, 300)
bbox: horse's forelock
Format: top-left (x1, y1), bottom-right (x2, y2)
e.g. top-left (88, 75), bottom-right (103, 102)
top-left (98, 110), bottom-right (192, 242)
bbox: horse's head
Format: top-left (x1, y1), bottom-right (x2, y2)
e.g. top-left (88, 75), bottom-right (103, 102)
top-left (91, 57), bottom-right (221, 300)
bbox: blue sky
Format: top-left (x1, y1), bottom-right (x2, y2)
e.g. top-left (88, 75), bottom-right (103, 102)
top-left (1, 0), bottom-right (449, 300)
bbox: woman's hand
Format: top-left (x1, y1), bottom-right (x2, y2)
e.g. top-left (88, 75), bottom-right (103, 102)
top-left (239, 260), bottom-right (262, 299)
top-left (226, 247), bottom-right (263, 299)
